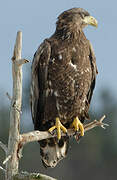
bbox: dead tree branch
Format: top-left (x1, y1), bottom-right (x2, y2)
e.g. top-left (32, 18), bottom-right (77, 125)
top-left (6, 92), bottom-right (12, 101)
top-left (19, 115), bottom-right (107, 147)
top-left (13, 172), bottom-right (57, 180)
top-left (0, 31), bottom-right (108, 180)
top-left (0, 141), bottom-right (8, 154)
top-left (4, 31), bottom-right (56, 180)
top-left (5, 31), bottom-right (29, 180)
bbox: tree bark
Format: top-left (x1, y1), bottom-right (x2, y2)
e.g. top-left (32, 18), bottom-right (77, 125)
top-left (6, 31), bottom-right (28, 180)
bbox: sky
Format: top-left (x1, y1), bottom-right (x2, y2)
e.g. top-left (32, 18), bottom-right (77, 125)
top-left (0, 0), bottom-right (117, 105)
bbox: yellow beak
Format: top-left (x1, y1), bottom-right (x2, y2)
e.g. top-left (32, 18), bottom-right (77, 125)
top-left (83, 16), bottom-right (98, 27)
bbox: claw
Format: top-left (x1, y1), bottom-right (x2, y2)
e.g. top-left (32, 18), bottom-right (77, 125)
top-left (48, 117), bottom-right (67, 140)
top-left (71, 117), bottom-right (84, 136)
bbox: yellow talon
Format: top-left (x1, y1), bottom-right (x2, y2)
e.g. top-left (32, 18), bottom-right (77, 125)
top-left (71, 117), bottom-right (84, 136)
top-left (48, 117), bottom-right (67, 140)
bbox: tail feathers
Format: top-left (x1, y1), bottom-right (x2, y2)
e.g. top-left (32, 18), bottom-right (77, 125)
top-left (39, 137), bottom-right (69, 168)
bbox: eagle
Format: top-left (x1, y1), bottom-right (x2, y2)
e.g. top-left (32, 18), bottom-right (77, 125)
top-left (30, 8), bottom-right (98, 168)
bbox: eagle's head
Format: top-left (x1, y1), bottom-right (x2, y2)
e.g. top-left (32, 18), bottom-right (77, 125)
top-left (56, 8), bottom-right (98, 33)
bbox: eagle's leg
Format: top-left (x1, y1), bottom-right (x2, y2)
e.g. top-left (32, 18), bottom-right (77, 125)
top-left (71, 117), bottom-right (84, 136)
top-left (48, 117), bottom-right (67, 140)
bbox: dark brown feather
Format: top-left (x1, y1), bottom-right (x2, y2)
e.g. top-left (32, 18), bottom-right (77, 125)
top-left (30, 7), bottom-right (98, 167)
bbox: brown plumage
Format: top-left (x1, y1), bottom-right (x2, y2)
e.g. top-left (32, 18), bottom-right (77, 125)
top-left (30, 8), bottom-right (98, 168)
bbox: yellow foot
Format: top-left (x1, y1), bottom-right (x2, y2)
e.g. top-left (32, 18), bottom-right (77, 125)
top-left (48, 117), bottom-right (67, 140)
top-left (71, 117), bottom-right (84, 136)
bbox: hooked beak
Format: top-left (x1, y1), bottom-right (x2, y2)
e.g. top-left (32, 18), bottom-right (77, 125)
top-left (83, 16), bottom-right (98, 27)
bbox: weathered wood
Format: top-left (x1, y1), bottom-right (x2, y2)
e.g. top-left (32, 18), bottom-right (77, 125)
top-left (4, 31), bottom-right (56, 180)
top-left (6, 31), bottom-right (28, 180)
top-left (19, 115), bottom-right (107, 147)
top-left (13, 172), bottom-right (57, 180)
top-left (0, 141), bottom-right (7, 153)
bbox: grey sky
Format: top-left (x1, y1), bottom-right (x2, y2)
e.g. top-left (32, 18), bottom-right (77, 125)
top-left (0, 0), bottom-right (116, 104)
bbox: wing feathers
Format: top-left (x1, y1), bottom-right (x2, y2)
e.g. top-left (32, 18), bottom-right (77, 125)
top-left (31, 40), bottom-right (51, 130)
top-left (87, 41), bottom-right (98, 105)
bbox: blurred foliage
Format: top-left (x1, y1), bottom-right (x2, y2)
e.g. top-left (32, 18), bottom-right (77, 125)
top-left (0, 73), bottom-right (117, 180)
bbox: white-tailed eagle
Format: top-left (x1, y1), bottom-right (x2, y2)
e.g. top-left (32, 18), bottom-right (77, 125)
top-left (30, 8), bottom-right (98, 168)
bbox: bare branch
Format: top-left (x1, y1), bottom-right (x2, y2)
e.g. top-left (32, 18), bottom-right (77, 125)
top-left (6, 92), bottom-right (12, 101)
top-left (6, 31), bottom-right (29, 180)
top-left (3, 155), bottom-right (11, 165)
top-left (83, 115), bottom-right (108, 132)
top-left (0, 141), bottom-right (7, 154)
top-left (0, 166), bottom-right (6, 173)
top-left (15, 59), bottom-right (30, 66)
top-left (4, 31), bottom-right (55, 180)
top-left (13, 172), bottom-right (57, 180)
top-left (12, 31), bottom-right (22, 61)
top-left (19, 115), bottom-right (107, 146)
